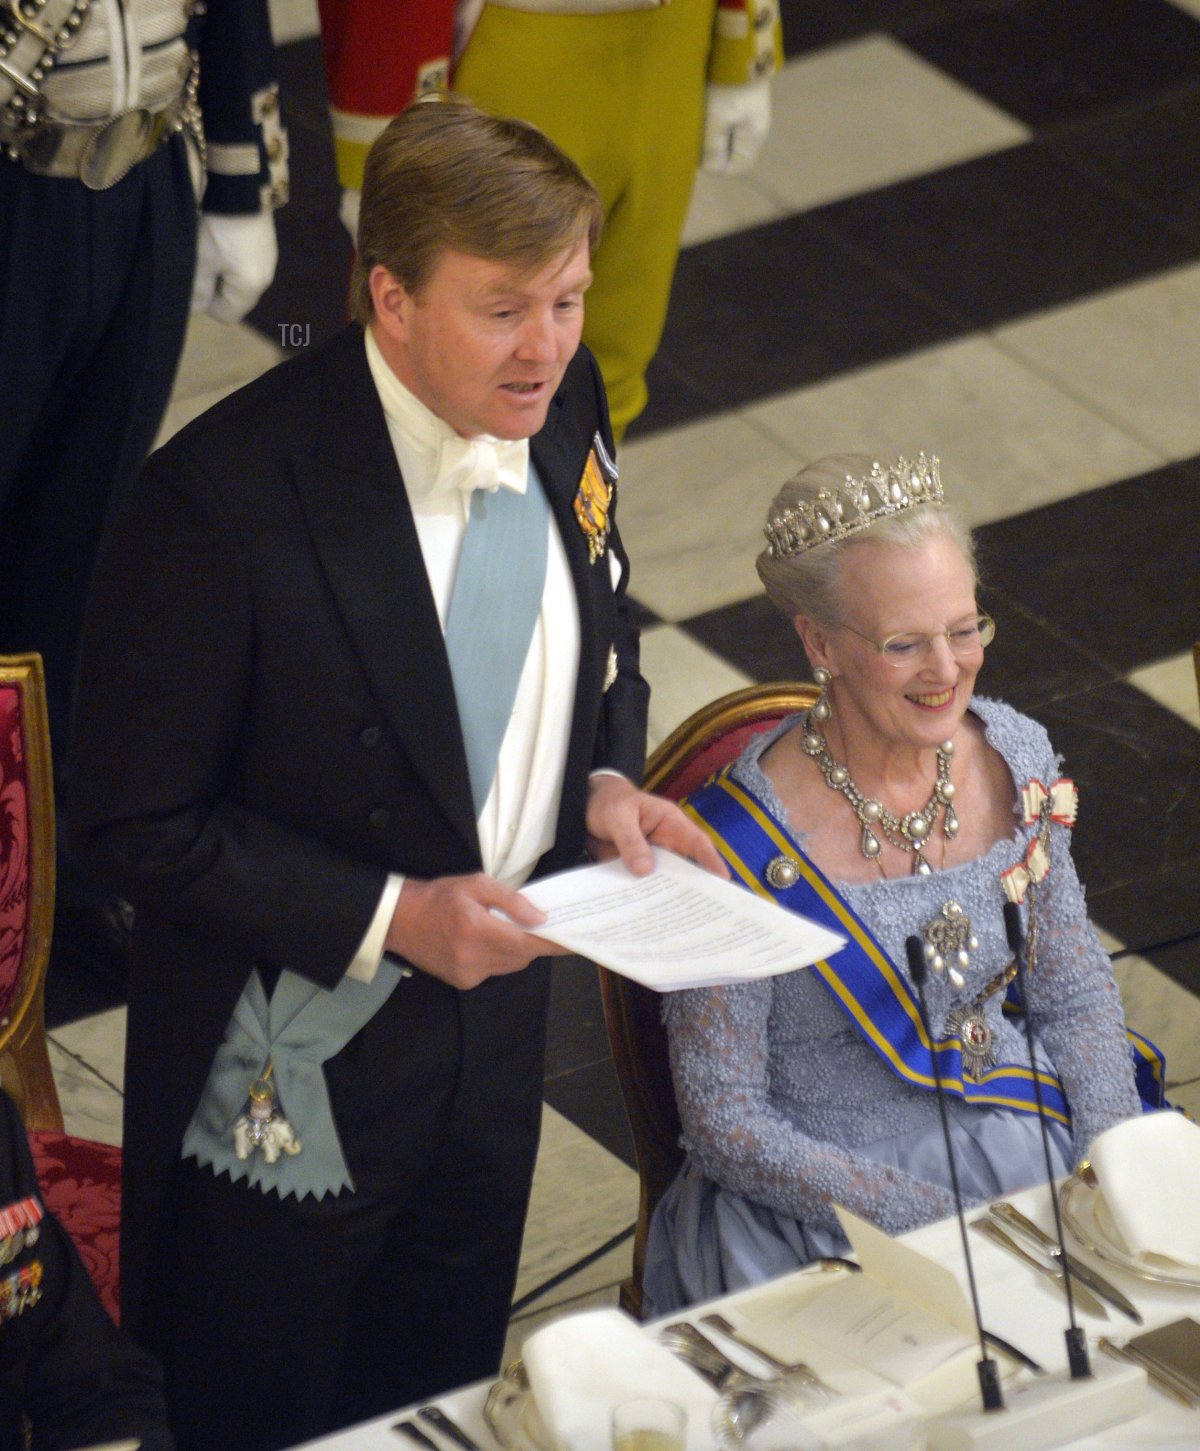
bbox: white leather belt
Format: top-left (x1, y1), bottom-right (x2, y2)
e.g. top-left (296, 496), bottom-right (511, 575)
top-left (7, 90), bottom-right (188, 187)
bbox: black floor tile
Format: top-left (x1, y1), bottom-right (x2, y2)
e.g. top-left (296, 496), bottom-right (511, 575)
top-left (631, 357), bottom-right (728, 440)
top-left (543, 1058), bottom-right (637, 1170)
top-left (626, 597), bottom-right (662, 632)
top-left (973, 461), bottom-right (1200, 677)
top-left (544, 957), bottom-right (614, 1080)
top-left (1091, 860), bottom-right (1200, 969)
top-left (1136, 926), bottom-right (1200, 1014)
top-left (45, 949), bottom-right (127, 1031)
top-left (817, 143), bottom-right (1200, 331)
top-left (1043, 89), bottom-right (1200, 245)
top-left (973, 587), bottom-right (1117, 711)
top-left (906, 0), bottom-right (1200, 130)
top-left (651, 213), bottom-right (961, 422)
top-left (778, 0), bottom-right (867, 56)
top-left (682, 595), bottom-right (809, 684)
top-left (1033, 683), bottom-right (1200, 911)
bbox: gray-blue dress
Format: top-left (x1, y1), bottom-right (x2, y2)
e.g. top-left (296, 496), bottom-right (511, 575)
top-left (642, 698), bottom-right (1141, 1316)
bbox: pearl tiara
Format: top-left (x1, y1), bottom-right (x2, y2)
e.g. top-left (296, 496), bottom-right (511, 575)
top-left (763, 453), bottom-right (944, 559)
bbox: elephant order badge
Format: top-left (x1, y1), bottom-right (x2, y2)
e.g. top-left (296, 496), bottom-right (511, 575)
top-left (233, 1075), bottom-right (302, 1165)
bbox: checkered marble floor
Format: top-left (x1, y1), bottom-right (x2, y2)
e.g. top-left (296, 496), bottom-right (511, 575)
top-left (46, 0), bottom-right (1200, 1351)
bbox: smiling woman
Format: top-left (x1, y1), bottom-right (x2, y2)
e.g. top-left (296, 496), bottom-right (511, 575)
top-left (641, 453), bottom-right (1152, 1317)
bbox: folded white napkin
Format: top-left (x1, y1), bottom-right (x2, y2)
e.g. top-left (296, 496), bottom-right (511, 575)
top-left (522, 1307), bottom-right (718, 1451)
top-left (1089, 1111), bottom-right (1200, 1267)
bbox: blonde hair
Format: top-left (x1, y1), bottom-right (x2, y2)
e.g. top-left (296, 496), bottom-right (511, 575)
top-left (756, 453), bottom-right (978, 624)
top-left (351, 97), bottom-right (603, 323)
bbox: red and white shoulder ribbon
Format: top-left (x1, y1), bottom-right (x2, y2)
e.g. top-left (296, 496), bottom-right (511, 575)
top-left (1020, 776), bottom-right (1078, 828)
top-left (1001, 777), bottom-right (1079, 904)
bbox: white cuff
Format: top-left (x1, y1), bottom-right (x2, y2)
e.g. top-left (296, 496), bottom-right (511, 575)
top-left (344, 873), bottom-right (405, 983)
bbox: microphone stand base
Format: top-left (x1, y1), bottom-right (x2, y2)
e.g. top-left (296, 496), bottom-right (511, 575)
top-left (926, 1356), bottom-right (1147, 1451)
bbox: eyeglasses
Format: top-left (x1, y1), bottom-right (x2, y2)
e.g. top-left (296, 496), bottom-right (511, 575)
top-left (840, 613), bottom-right (996, 667)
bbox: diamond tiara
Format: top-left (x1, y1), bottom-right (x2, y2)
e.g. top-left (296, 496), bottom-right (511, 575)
top-left (763, 453), bottom-right (944, 559)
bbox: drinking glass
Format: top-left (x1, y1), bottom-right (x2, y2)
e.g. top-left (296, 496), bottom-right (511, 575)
top-left (611, 1396), bottom-right (687, 1451)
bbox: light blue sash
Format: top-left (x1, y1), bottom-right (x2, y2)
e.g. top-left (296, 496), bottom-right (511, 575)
top-left (182, 960), bottom-right (403, 1200)
top-left (444, 463), bottom-right (550, 815)
top-left (684, 770), bottom-right (1071, 1123)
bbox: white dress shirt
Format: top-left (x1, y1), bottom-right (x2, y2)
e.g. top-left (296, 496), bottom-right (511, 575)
top-left (345, 330), bottom-right (582, 981)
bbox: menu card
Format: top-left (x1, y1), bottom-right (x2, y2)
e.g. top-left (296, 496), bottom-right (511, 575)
top-left (723, 1208), bottom-right (1017, 1413)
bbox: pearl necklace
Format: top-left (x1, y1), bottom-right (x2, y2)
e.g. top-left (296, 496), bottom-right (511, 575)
top-left (800, 709), bottom-right (959, 876)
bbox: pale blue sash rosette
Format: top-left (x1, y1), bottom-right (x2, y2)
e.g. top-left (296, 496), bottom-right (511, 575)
top-left (182, 960), bottom-right (403, 1200)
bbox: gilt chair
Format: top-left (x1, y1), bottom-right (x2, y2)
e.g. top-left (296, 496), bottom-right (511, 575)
top-left (0, 653), bottom-right (123, 1321)
top-left (597, 681), bottom-right (818, 1316)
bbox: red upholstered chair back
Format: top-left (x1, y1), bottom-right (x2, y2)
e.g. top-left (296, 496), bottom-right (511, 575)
top-left (0, 654), bottom-right (123, 1323)
top-left (0, 655), bottom-right (64, 1132)
top-left (597, 682), bottom-right (818, 1316)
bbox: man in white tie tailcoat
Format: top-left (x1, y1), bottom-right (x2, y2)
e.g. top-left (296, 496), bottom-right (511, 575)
top-left (68, 99), bottom-right (721, 1451)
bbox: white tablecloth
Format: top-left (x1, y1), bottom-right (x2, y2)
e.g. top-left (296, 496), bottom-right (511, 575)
top-left (287, 1181), bottom-right (1200, 1449)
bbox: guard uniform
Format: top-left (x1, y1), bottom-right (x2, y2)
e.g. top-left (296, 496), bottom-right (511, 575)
top-left (316, 0), bottom-right (782, 437)
top-left (0, 0), bottom-right (286, 763)
top-left (0, 1091), bottom-right (172, 1450)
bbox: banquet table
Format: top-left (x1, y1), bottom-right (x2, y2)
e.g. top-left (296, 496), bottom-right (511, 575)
top-left (287, 1181), bottom-right (1200, 1450)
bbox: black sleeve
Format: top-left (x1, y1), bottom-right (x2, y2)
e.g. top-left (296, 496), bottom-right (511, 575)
top-left (0, 1097), bottom-right (173, 1450)
top-left (194, 0), bottom-right (287, 213)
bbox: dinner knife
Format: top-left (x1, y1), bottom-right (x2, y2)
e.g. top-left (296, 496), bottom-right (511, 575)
top-left (417, 1406), bottom-right (484, 1451)
top-left (970, 1218), bottom-right (1109, 1319)
top-left (392, 1420), bottom-right (440, 1450)
top-left (990, 1202), bottom-right (1142, 1323)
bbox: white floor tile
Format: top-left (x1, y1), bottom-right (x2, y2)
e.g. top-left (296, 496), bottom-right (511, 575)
top-left (166, 313), bottom-right (284, 410)
top-left (743, 334), bottom-right (1163, 529)
top-left (1114, 953), bottom-right (1200, 1088)
top-left (681, 170), bottom-right (788, 248)
top-left (1165, 1077), bottom-right (1200, 1120)
top-left (49, 1007), bottom-right (126, 1095)
top-left (751, 36), bottom-right (1029, 215)
top-left (268, 0), bottom-right (321, 44)
top-left (996, 263), bottom-right (1200, 460)
top-left (618, 412), bottom-right (798, 622)
top-left (47, 1041), bottom-right (124, 1145)
top-left (640, 625), bottom-right (756, 755)
top-left (1127, 652), bottom-right (1200, 732)
top-left (514, 1105), bottom-right (638, 1307)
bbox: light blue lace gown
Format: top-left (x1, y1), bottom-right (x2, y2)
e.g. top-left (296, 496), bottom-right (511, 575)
top-left (642, 698), bottom-right (1141, 1316)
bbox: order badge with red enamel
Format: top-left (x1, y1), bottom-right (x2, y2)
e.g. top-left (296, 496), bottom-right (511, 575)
top-left (573, 431), bottom-right (617, 564)
top-left (947, 1004), bottom-right (997, 1081)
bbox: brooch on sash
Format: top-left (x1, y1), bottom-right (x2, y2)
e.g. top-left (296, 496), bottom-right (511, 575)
top-left (0, 1260), bottom-right (42, 1322)
top-left (233, 1070), bottom-right (302, 1165)
top-left (919, 901), bottom-right (1017, 1082)
top-left (573, 432), bottom-right (617, 564)
top-left (1000, 777), bottom-right (1078, 905)
top-left (0, 1196), bottom-right (42, 1266)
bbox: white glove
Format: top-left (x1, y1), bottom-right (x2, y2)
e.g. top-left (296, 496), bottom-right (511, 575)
top-left (191, 211), bottom-right (279, 324)
top-left (702, 78), bottom-right (772, 176)
top-left (340, 187), bottom-right (361, 244)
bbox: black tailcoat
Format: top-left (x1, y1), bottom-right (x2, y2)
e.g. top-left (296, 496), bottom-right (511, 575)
top-left (68, 327), bottom-right (647, 1366)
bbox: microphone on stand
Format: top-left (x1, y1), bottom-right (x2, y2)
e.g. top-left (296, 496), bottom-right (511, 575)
top-left (905, 934), bottom-right (1003, 1412)
top-left (1003, 901), bottom-right (1092, 1381)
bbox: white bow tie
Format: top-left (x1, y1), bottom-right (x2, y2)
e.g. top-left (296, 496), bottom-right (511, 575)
top-left (432, 432), bottom-right (529, 499)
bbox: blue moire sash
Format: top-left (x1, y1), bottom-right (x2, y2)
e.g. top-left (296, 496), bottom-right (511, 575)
top-left (684, 770), bottom-right (1071, 1123)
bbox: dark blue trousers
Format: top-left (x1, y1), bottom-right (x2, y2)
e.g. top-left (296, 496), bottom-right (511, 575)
top-left (0, 138), bottom-right (197, 772)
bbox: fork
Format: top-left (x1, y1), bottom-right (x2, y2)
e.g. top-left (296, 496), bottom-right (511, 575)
top-left (699, 1312), bottom-right (830, 1390)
